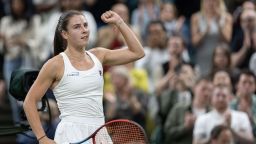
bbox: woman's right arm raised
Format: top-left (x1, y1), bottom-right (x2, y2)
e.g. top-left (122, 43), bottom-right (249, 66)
top-left (23, 57), bottom-right (60, 144)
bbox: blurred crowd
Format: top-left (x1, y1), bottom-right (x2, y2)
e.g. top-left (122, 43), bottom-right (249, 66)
top-left (1, 0), bottom-right (256, 143)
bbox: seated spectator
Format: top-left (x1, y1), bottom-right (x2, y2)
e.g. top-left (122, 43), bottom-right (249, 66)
top-left (230, 69), bottom-right (256, 138)
top-left (104, 66), bottom-right (148, 129)
top-left (193, 86), bottom-right (254, 144)
top-left (163, 77), bottom-right (212, 144)
top-left (209, 125), bottom-right (234, 144)
top-left (161, 34), bottom-right (190, 76)
top-left (156, 62), bottom-right (199, 123)
top-left (131, 0), bottom-right (160, 42)
top-left (159, 2), bottom-right (187, 42)
top-left (135, 20), bottom-right (168, 93)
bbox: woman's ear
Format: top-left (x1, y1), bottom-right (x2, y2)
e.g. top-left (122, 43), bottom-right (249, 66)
top-left (61, 30), bottom-right (68, 40)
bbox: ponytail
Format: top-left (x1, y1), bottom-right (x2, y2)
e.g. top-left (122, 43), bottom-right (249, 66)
top-left (53, 10), bottom-right (84, 56)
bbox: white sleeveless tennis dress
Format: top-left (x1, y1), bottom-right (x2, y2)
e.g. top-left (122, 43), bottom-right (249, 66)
top-left (53, 51), bottom-right (110, 144)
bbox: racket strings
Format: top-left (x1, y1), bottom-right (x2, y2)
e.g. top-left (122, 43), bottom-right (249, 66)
top-left (95, 121), bottom-right (147, 144)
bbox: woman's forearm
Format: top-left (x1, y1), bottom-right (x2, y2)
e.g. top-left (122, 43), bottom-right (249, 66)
top-left (23, 97), bottom-right (46, 140)
top-left (115, 20), bottom-right (145, 59)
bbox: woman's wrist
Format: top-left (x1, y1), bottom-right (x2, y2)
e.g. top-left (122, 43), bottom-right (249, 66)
top-left (115, 19), bottom-right (124, 28)
top-left (37, 134), bottom-right (46, 141)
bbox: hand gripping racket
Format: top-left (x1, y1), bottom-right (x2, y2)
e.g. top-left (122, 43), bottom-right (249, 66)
top-left (70, 119), bottom-right (149, 144)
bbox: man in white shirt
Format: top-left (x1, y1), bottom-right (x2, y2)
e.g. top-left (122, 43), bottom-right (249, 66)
top-left (193, 86), bottom-right (254, 144)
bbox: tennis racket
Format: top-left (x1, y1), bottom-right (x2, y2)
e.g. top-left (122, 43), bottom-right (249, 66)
top-left (70, 119), bottom-right (149, 144)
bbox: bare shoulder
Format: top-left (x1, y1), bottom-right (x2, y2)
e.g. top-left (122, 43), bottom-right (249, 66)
top-left (89, 47), bottom-right (109, 63)
top-left (39, 55), bottom-right (64, 79)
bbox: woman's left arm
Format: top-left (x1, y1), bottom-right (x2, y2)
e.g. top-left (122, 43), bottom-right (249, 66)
top-left (92, 11), bottom-right (145, 66)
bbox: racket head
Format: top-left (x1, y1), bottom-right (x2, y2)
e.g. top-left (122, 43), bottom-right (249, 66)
top-left (71, 119), bottom-right (149, 144)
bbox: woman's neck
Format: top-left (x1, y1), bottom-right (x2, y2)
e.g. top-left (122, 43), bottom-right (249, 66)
top-left (65, 47), bottom-right (86, 62)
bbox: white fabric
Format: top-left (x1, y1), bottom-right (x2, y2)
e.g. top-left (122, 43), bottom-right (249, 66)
top-left (193, 109), bottom-right (252, 143)
top-left (54, 116), bottom-right (112, 144)
top-left (53, 51), bottom-right (104, 119)
top-left (53, 51), bottom-right (106, 143)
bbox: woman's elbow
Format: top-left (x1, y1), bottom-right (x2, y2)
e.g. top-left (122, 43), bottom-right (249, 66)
top-left (139, 51), bottom-right (145, 59)
top-left (23, 97), bottom-right (30, 110)
top-left (137, 47), bottom-right (145, 59)
top-left (23, 95), bottom-right (35, 110)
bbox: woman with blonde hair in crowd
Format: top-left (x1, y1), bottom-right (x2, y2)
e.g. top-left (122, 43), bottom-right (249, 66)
top-left (191, 0), bottom-right (232, 76)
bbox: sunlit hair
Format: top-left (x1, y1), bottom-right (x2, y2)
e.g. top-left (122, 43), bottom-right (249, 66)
top-left (200, 0), bottom-right (227, 15)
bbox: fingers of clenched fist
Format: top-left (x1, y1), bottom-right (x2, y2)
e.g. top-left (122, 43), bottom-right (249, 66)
top-left (103, 11), bottom-right (113, 19)
top-left (101, 10), bottom-right (114, 23)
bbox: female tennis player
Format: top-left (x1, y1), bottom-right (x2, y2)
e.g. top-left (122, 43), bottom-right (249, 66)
top-left (23, 10), bottom-right (144, 144)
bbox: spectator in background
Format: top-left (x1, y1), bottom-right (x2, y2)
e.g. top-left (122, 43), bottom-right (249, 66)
top-left (209, 125), bottom-right (234, 144)
top-left (0, 0), bottom-right (41, 124)
top-left (163, 77), bottom-right (212, 144)
top-left (131, 0), bottom-right (160, 42)
top-left (135, 20), bottom-right (168, 93)
top-left (231, 9), bottom-right (256, 69)
top-left (191, 0), bottom-right (232, 76)
top-left (96, 3), bottom-right (140, 51)
top-left (150, 64), bottom-right (199, 143)
top-left (212, 70), bottom-right (234, 102)
top-left (32, 0), bottom-right (58, 67)
top-left (104, 66), bottom-right (148, 128)
top-left (232, 0), bottom-right (255, 39)
top-left (193, 86), bottom-right (254, 144)
top-left (163, 0), bottom-right (201, 62)
top-left (230, 70), bottom-right (256, 138)
top-left (156, 62), bottom-right (198, 124)
top-left (210, 43), bottom-right (232, 77)
top-left (161, 34), bottom-right (190, 75)
top-left (209, 43), bottom-right (239, 85)
top-left (159, 2), bottom-right (187, 41)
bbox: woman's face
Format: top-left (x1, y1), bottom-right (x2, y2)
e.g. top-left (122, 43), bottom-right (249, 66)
top-left (214, 47), bottom-right (229, 69)
top-left (160, 3), bottom-right (176, 22)
top-left (64, 15), bottom-right (90, 48)
top-left (203, 0), bottom-right (220, 12)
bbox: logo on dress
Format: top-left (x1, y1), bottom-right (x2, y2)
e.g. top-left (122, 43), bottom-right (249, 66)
top-left (67, 72), bottom-right (79, 76)
top-left (99, 70), bottom-right (102, 76)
